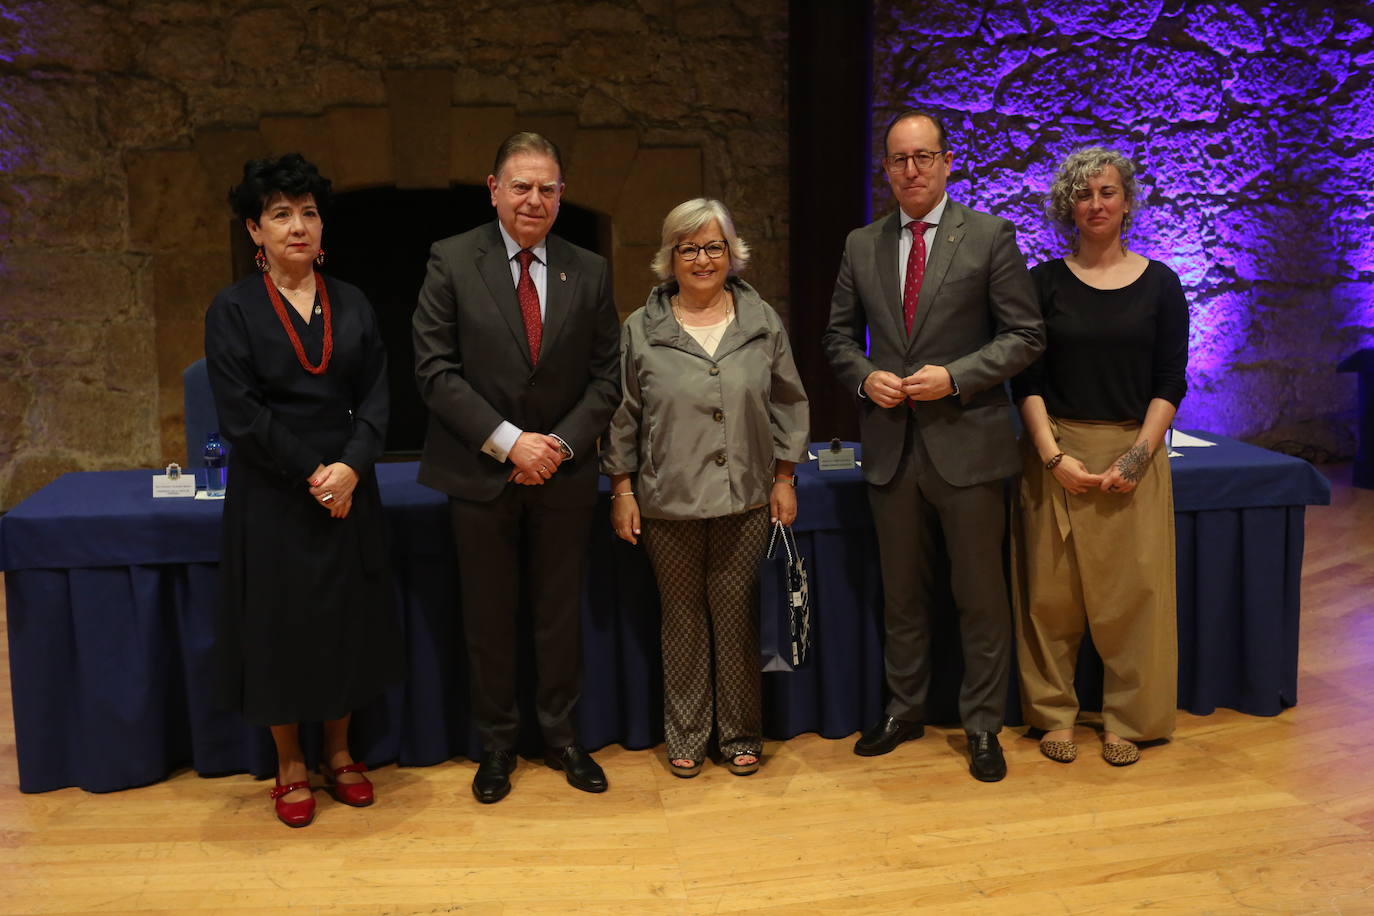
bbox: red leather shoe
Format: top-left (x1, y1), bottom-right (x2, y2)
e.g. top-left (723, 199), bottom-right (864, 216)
top-left (320, 761), bottom-right (374, 807)
top-left (269, 779), bottom-right (316, 828)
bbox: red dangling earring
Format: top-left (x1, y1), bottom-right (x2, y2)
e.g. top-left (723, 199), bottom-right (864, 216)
top-left (314, 248), bottom-right (326, 266)
top-left (255, 246), bottom-right (269, 272)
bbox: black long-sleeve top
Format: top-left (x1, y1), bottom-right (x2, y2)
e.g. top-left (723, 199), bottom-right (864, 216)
top-left (1011, 258), bottom-right (1188, 421)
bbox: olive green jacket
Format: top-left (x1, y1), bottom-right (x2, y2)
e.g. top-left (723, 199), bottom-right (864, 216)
top-left (601, 277), bottom-right (810, 521)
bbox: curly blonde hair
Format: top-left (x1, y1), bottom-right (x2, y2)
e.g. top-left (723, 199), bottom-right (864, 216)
top-left (1046, 146), bottom-right (1142, 249)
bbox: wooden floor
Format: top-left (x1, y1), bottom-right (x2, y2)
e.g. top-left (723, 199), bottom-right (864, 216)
top-left (2, 467), bottom-right (1372, 915)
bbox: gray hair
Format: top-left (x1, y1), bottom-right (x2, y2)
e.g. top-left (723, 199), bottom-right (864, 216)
top-left (650, 198), bottom-right (752, 280)
top-left (1046, 146), bottom-right (1142, 247)
top-left (492, 131), bottom-right (562, 181)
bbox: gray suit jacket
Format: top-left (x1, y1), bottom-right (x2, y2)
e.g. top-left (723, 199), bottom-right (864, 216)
top-left (413, 221), bottom-right (621, 506)
top-left (823, 200), bottom-right (1044, 488)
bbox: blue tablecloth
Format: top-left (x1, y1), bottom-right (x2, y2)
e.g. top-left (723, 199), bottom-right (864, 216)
top-left (0, 432), bottom-right (1332, 793)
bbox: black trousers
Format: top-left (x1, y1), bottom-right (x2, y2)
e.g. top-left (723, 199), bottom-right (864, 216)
top-left (449, 487), bottom-right (594, 751)
top-left (867, 421), bottom-right (1012, 734)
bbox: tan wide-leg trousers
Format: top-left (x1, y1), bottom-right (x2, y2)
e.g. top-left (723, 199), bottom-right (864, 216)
top-left (1012, 418), bottom-right (1177, 741)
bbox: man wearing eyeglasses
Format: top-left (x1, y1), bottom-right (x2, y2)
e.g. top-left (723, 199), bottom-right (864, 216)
top-left (823, 109), bottom-right (1044, 782)
top-left (413, 131), bottom-right (621, 803)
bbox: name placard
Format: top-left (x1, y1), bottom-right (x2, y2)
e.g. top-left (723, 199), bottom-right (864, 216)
top-left (152, 474), bottom-right (197, 498)
top-left (817, 447), bottom-right (856, 471)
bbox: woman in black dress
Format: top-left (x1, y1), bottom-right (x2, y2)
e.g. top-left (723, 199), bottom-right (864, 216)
top-left (205, 154), bottom-right (403, 827)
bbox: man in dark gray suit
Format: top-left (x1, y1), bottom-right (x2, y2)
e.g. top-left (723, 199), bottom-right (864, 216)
top-left (413, 132), bottom-right (621, 802)
top-left (823, 110), bottom-right (1044, 782)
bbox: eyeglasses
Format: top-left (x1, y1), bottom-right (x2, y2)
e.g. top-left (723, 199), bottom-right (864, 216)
top-left (675, 240), bottom-right (729, 261)
top-left (883, 150), bottom-right (947, 173)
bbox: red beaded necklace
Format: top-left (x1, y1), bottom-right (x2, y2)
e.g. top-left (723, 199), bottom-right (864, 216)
top-left (262, 271), bottom-right (333, 375)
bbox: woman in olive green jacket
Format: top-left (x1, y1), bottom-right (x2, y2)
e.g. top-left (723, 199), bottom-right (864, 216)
top-left (602, 198), bottom-right (809, 778)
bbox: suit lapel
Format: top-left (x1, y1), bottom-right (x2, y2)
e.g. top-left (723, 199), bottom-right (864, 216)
top-left (874, 212), bottom-right (904, 343)
top-left (908, 201), bottom-right (966, 348)
top-left (540, 235), bottom-right (573, 363)
top-left (476, 222), bottom-right (534, 369)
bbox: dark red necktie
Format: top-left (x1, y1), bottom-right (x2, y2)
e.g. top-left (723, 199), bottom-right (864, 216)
top-left (902, 220), bottom-right (931, 335)
top-left (515, 249), bottom-right (542, 365)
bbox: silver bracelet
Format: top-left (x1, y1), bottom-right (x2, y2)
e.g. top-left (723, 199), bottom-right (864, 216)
top-left (610, 491), bottom-right (635, 500)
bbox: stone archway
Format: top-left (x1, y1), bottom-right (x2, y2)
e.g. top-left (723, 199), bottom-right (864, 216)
top-left (126, 69), bottom-right (703, 462)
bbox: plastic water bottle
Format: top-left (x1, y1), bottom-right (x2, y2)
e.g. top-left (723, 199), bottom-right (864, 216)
top-left (203, 432), bottom-right (227, 498)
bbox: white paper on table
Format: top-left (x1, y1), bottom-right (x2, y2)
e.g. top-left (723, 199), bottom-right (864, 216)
top-left (151, 474), bottom-right (196, 498)
top-left (1170, 431), bottom-right (1215, 448)
top-left (1166, 450), bottom-right (1183, 458)
top-left (194, 490), bottom-right (225, 500)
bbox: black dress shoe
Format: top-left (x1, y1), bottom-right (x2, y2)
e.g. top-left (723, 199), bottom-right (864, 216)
top-left (968, 732), bottom-right (1007, 782)
top-left (853, 715), bottom-right (925, 757)
top-left (472, 749), bottom-right (516, 804)
top-left (546, 744), bottom-right (608, 793)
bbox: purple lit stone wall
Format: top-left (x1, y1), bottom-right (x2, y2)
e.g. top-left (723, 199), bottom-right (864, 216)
top-left (873, 0), bottom-right (1374, 451)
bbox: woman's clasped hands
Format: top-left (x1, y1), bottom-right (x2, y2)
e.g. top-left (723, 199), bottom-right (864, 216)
top-left (1050, 443), bottom-right (1150, 497)
top-left (308, 462), bottom-right (358, 518)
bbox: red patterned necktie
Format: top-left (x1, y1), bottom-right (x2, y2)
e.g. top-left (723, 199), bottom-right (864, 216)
top-left (515, 249), bottom-right (542, 365)
top-left (902, 220), bottom-right (931, 335)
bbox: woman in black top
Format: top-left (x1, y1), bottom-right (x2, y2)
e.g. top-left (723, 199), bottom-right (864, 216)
top-left (205, 154), bottom-right (403, 826)
top-left (1011, 147), bottom-right (1188, 767)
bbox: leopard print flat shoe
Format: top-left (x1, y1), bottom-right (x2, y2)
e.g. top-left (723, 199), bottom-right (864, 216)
top-left (1102, 741), bottom-right (1141, 766)
top-left (1039, 739), bottom-right (1077, 763)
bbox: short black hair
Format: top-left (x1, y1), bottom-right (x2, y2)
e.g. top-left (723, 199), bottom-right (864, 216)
top-left (228, 153), bottom-right (333, 223)
top-left (491, 131), bottom-right (563, 181)
top-left (882, 108), bottom-right (950, 154)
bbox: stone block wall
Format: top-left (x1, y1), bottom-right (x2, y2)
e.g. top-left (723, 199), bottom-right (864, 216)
top-left (873, 0), bottom-right (1374, 453)
top-left (0, 0), bottom-right (789, 510)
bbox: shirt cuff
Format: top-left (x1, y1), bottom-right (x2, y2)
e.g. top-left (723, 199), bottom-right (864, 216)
top-left (481, 421), bottom-right (522, 463)
top-left (549, 433), bottom-right (574, 460)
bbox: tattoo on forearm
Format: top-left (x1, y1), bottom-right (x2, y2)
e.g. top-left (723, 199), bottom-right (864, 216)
top-left (1115, 443), bottom-right (1150, 483)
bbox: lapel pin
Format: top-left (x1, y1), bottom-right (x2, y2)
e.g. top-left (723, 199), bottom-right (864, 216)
top-left (559, 272), bottom-right (567, 282)
top-left (948, 235), bottom-right (956, 243)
